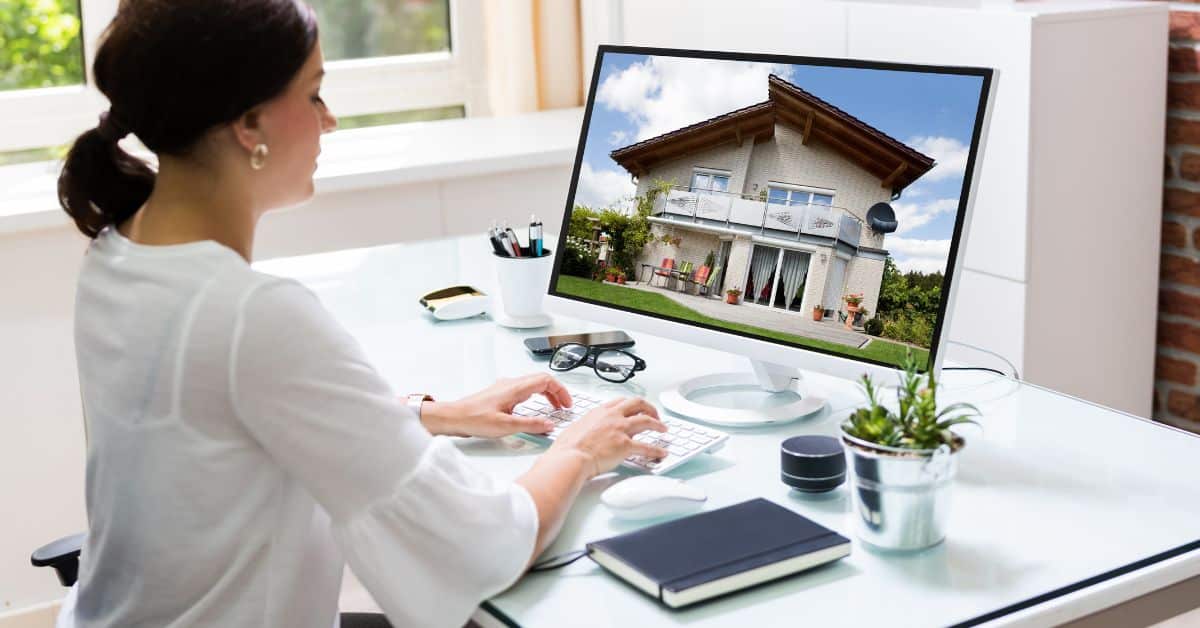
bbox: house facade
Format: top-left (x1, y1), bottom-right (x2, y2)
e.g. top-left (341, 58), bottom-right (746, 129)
top-left (610, 75), bottom-right (934, 320)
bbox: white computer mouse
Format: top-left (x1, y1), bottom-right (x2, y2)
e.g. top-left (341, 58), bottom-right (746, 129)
top-left (600, 476), bottom-right (707, 520)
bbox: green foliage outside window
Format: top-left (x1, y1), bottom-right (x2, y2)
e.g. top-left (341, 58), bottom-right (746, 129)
top-left (307, 0), bottom-right (449, 61)
top-left (0, 0), bottom-right (83, 90)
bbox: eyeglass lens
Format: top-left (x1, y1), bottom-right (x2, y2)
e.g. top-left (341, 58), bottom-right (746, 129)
top-left (550, 344), bottom-right (589, 371)
top-left (594, 350), bottom-right (637, 382)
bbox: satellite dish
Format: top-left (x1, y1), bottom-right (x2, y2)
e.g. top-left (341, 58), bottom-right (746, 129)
top-left (867, 202), bottom-right (898, 234)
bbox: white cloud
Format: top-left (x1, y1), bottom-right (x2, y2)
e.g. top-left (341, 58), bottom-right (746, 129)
top-left (598, 57), bottom-right (793, 142)
top-left (907, 135), bottom-right (969, 183)
top-left (887, 237), bottom-right (951, 274)
top-left (608, 129), bottom-right (630, 146)
top-left (890, 197), bottom-right (959, 235)
top-left (575, 162), bottom-right (636, 212)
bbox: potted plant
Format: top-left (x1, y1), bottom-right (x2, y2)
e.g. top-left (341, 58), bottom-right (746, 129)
top-left (841, 351), bottom-right (980, 551)
top-left (812, 305), bottom-right (824, 321)
top-left (855, 307), bottom-right (870, 328)
top-left (725, 287), bottom-right (742, 304)
top-left (844, 293), bottom-right (864, 313)
top-left (616, 269), bottom-right (627, 285)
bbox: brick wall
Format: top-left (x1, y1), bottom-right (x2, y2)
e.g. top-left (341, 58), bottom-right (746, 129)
top-left (1158, 7), bottom-right (1200, 432)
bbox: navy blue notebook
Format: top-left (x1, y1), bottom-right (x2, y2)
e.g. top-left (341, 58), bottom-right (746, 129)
top-left (586, 498), bottom-right (850, 608)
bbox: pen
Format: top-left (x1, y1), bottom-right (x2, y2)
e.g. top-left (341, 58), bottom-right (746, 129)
top-left (529, 214), bottom-right (543, 257)
top-left (488, 222), bottom-right (509, 256)
top-left (498, 229), bottom-right (517, 257)
top-left (504, 224), bottom-right (523, 257)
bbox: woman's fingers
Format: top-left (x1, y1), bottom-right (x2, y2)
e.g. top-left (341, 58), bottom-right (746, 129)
top-left (614, 397), bottom-right (660, 420)
top-left (601, 396), bottom-right (627, 409)
top-left (509, 413), bottom-right (554, 434)
top-left (515, 373), bottom-right (573, 409)
top-left (622, 413), bottom-right (667, 436)
top-left (629, 440), bottom-right (669, 460)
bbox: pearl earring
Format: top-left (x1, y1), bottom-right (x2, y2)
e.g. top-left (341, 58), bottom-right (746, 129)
top-left (250, 143), bottom-right (269, 170)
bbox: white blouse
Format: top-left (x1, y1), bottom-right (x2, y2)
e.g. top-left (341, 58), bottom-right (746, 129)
top-left (59, 227), bottom-right (537, 628)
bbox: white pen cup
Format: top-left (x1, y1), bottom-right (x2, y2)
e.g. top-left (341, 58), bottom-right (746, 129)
top-left (492, 248), bottom-right (554, 328)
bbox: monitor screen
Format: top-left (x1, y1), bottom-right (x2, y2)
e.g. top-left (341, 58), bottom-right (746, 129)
top-left (549, 46), bottom-right (992, 372)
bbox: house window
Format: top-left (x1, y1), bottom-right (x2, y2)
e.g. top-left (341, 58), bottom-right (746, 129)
top-left (744, 244), bottom-right (812, 312)
top-left (692, 170), bottom-right (730, 195)
top-left (767, 185), bottom-right (833, 207)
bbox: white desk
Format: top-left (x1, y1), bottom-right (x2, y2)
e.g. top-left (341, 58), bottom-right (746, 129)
top-left (256, 235), bottom-right (1200, 627)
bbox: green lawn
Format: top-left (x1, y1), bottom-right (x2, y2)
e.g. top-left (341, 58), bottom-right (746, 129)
top-left (555, 275), bottom-right (929, 368)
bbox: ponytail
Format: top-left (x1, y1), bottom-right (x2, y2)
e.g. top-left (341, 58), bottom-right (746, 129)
top-left (57, 125), bottom-right (155, 239)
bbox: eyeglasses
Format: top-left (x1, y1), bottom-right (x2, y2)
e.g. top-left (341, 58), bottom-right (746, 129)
top-left (549, 343), bottom-right (647, 383)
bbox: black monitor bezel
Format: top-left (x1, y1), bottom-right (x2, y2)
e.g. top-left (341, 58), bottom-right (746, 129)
top-left (548, 44), bottom-right (994, 373)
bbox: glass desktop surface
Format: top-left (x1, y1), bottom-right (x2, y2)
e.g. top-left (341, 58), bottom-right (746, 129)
top-left (256, 235), bottom-right (1200, 628)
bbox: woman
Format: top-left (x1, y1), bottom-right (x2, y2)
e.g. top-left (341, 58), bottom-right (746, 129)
top-left (55, 2), bottom-right (668, 626)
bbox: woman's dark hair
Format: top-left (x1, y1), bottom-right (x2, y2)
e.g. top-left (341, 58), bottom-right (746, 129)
top-left (58, 0), bottom-right (319, 238)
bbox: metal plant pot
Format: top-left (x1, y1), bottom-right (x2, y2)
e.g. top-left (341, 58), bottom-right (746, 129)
top-left (841, 430), bottom-right (962, 551)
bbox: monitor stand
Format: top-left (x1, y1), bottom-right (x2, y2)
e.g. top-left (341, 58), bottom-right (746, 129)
top-left (658, 359), bottom-right (827, 427)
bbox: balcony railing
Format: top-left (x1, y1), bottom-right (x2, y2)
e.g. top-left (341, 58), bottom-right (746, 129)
top-left (653, 187), bottom-right (864, 247)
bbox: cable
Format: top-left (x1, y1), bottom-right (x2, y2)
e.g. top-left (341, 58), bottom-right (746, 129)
top-left (528, 549), bottom-right (590, 572)
top-left (943, 366), bottom-right (1010, 377)
top-left (943, 339), bottom-right (1021, 381)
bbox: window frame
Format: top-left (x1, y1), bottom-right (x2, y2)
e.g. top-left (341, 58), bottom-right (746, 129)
top-left (691, 167), bottom-right (731, 194)
top-left (0, 0), bottom-right (483, 153)
top-left (766, 181), bottom-right (836, 207)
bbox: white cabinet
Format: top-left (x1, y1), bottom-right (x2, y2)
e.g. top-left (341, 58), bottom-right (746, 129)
top-left (584, 0), bottom-right (1166, 416)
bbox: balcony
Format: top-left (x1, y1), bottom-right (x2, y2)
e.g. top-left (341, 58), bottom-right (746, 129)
top-left (652, 187), bottom-right (864, 247)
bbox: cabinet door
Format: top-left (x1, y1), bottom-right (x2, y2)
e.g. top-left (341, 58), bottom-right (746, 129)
top-left (847, 4), bottom-right (1032, 284)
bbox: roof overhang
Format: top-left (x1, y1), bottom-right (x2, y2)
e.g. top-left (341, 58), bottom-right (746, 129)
top-left (609, 102), bottom-right (776, 179)
top-left (608, 75), bottom-right (936, 194)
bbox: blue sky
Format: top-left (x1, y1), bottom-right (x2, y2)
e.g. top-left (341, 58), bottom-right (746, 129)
top-left (574, 53), bottom-right (985, 274)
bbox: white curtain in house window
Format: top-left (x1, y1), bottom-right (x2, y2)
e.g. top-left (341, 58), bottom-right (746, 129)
top-left (749, 246), bottom-right (778, 304)
top-left (779, 250), bottom-right (809, 311)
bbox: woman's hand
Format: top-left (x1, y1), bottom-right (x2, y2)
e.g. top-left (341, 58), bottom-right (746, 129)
top-left (549, 397), bottom-right (668, 478)
top-left (418, 373), bottom-right (573, 438)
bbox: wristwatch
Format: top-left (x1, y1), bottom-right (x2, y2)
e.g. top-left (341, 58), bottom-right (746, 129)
top-left (406, 393), bottom-right (434, 420)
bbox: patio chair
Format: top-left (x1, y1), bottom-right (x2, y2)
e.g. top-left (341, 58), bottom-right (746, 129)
top-left (676, 261), bottom-right (694, 291)
top-left (690, 265), bottom-right (710, 295)
top-left (653, 258), bottom-right (675, 287)
top-left (699, 264), bottom-right (722, 296)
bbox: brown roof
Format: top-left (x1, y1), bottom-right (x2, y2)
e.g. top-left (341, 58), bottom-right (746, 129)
top-left (609, 74), bottom-right (936, 193)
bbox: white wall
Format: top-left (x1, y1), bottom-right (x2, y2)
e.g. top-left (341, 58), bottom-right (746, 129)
top-left (0, 162), bottom-right (572, 619)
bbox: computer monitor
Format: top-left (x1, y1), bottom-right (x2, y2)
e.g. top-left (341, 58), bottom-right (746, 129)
top-left (545, 45), bottom-right (996, 425)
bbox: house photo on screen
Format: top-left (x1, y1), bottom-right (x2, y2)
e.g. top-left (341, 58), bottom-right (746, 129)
top-left (554, 51), bottom-right (985, 369)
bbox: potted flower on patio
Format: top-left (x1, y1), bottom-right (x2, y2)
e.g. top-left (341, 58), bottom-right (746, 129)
top-left (725, 287), bottom-right (742, 304)
top-left (812, 305), bottom-right (824, 321)
top-left (841, 350), bottom-right (980, 551)
top-left (844, 293), bottom-right (864, 313)
top-left (616, 269), bottom-right (627, 285)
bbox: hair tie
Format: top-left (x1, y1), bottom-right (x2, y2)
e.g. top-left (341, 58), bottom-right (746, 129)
top-left (96, 110), bottom-right (130, 142)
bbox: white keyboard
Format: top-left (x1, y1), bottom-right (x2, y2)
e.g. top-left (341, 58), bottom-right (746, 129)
top-left (513, 390), bottom-right (729, 475)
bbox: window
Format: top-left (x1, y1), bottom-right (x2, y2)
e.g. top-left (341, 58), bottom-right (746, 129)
top-left (0, 0), bottom-right (484, 157)
top-left (309, 0), bottom-right (450, 61)
top-left (691, 169), bottom-right (730, 195)
top-left (767, 185), bottom-right (834, 207)
top-left (0, 0), bottom-right (84, 92)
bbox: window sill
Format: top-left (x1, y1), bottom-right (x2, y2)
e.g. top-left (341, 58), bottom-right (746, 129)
top-left (0, 107), bottom-right (584, 236)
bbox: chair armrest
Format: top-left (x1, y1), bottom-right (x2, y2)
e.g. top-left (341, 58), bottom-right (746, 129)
top-left (31, 532), bottom-right (85, 587)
